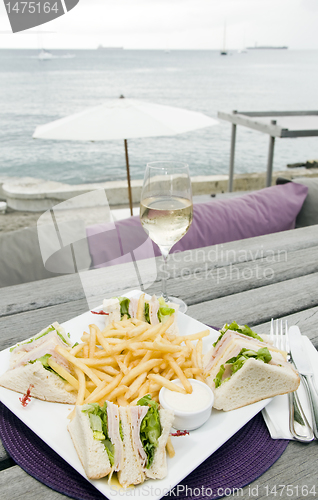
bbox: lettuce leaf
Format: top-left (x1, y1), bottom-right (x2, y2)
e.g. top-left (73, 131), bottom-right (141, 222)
top-left (29, 353), bottom-right (52, 368)
top-left (214, 364), bottom-right (225, 388)
top-left (137, 395), bottom-right (161, 468)
top-left (144, 302), bottom-right (151, 324)
top-left (89, 413), bottom-right (103, 433)
top-left (119, 420), bottom-right (124, 441)
top-left (116, 296), bottom-right (131, 319)
top-left (157, 297), bottom-right (175, 324)
top-left (28, 353), bottom-right (65, 380)
top-left (137, 394), bottom-right (158, 409)
top-left (102, 439), bottom-right (115, 464)
top-left (82, 402), bottom-right (114, 466)
top-left (213, 321), bottom-right (263, 347)
top-left (56, 329), bottom-right (70, 345)
top-left (213, 347), bottom-right (272, 388)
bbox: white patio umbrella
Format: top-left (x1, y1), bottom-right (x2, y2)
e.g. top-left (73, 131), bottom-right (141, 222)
top-left (33, 97), bottom-right (218, 215)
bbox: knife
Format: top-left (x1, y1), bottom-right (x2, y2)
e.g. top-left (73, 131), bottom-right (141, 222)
top-left (289, 325), bottom-right (318, 439)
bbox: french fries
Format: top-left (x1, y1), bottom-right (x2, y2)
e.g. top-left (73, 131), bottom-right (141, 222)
top-left (166, 436), bottom-right (176, 458)
top-left (54, 317), bottom-right (207, 411)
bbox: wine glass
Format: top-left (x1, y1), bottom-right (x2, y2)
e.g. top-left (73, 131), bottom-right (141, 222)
top-left (140, 161), bottom-right (193, 313)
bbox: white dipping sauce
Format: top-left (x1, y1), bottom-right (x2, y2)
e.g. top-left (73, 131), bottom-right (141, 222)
top-left (164, 381), bottom-right (212, 413)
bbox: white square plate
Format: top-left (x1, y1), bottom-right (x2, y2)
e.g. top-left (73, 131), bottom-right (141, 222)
top-left (0, 290), bottom-right (270, 500)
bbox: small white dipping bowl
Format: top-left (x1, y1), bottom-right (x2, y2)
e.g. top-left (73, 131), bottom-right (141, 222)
top-left (159, 379), bottom-right (214, 431)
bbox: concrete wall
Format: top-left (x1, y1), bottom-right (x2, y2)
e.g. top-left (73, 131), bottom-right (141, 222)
top-left (1, 169), bottom-right (318, 212)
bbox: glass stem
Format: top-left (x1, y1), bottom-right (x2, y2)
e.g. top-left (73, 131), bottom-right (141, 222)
top-left (161, 251), bottom-right (169, 301)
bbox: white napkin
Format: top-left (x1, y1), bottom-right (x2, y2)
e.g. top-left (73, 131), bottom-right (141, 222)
top-left (262, 335), bottom-right (318, 439)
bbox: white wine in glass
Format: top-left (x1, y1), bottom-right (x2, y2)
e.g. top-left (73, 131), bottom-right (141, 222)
top-left (140, 162), bottom-right (193, 313)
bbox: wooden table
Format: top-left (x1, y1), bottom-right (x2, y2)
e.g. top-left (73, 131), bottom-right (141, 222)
top-left (1, 225), bottom-right (318, 499)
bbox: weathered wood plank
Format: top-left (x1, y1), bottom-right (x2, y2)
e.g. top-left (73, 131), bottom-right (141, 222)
top-left (227, 440), bottom-right (318, 499)
top-left (0, 273), bottom-right (86, 318)
top-left (1, 226), bottom-right (318, 317)
top-left (1, 441), bottom-right (317, 500)
top-left (0, 261), bottom-right (158, 318)
top-left (188, 273), bottom-right (318, 333)
top-left (2, 272), bottom-right (318, 352)
top-left (253, 306), bottom-right (318, 348)
top-left (0, 465), bottom-right (70, 499)
top-left (0, 299), bottom-right (89, 350)
top-left (0, 442), bottom-right (12, 471)
top-left (164, 245), bottom-right (318, 306)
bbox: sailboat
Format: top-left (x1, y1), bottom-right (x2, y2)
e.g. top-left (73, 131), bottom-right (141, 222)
top-left (38, 49), bottom-right (53, 60)
top-left (237, 33), bottom-right (247, 53)
top-left (37, 30), bottom-right (53, 60)
top-left (220, 22), bottom-right (227, 55)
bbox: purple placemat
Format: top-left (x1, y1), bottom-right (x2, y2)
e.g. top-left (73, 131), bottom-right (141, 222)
top-left (0, 402), bottom-right (288, 500)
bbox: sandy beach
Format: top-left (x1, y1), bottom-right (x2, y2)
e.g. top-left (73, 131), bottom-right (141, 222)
top-left (1, 167), bottom-right (318, 234)
top-left (0, 208), bottom-right (43, 234)
top-left (0, 203), bottom-right (137, 234)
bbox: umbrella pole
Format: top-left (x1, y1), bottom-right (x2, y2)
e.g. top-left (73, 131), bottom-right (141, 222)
top-left (124, 139), bottom-right (133, 216)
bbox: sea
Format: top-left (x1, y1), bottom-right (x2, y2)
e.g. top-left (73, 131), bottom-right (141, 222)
top-left (0, 48), bottom-right (317, 185)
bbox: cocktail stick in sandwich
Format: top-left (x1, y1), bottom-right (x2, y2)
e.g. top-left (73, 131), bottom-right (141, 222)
top-left (102, 294), bottom-right (179, 334)
top-left (204, 322), bottom-right (300, 411)
top-left (0, 322), bottom-right (77, 404)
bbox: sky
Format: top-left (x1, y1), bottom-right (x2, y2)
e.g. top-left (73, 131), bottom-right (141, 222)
top-left (0, 0), bottom-right (317, 50)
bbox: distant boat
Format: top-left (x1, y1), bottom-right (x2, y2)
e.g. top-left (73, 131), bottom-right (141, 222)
top-left (237, 34), bottom-right (247, 54)
top-left (247, 45), bottom-right (288, 50)
top-left (38, 49), bottom-right (53, 60)
top-left (97, 45), bottom-right (123, 50)
top-left (220, 22), bottom-right (227, 55)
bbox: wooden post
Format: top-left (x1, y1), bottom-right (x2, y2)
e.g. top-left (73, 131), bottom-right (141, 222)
top-left (124, 139), bottom-right (133, 216)
top-left (266, 120), bottom-right (276, 187)
top-left (228, 110), bottom-right (237, 192)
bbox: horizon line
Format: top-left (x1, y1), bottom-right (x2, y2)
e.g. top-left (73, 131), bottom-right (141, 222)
top-left (1, 46), bottom-right (318, 51)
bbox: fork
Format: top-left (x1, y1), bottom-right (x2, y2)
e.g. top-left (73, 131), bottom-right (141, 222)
top-left (270, 319), bottom-right (314, 442)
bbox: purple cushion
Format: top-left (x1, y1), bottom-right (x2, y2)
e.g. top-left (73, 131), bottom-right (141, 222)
top-left (86, 183), bottom-right (308, 268)
top-left (85, 219), bottom-right (160, 268)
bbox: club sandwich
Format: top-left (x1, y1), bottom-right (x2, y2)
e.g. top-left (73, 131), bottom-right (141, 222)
top-left (102, 294), bottom-right (179, 334)
top-left (0, 322), bottom-right (77, 404)
top-left (204, 322), bottom-right (300, 411)
top-left (68, 395), bottom-right (174, 486)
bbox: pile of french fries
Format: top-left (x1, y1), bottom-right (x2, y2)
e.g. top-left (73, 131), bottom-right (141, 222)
top-left (49, 314), bottom-right (209, 410)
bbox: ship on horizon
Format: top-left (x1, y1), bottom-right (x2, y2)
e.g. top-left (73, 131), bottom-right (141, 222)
top-left (97, 45), bottom-right (124, 50)
top-left (247, 45), bottom-right (288, 50)
top-left (220, 22), bottom-right (227, 55)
